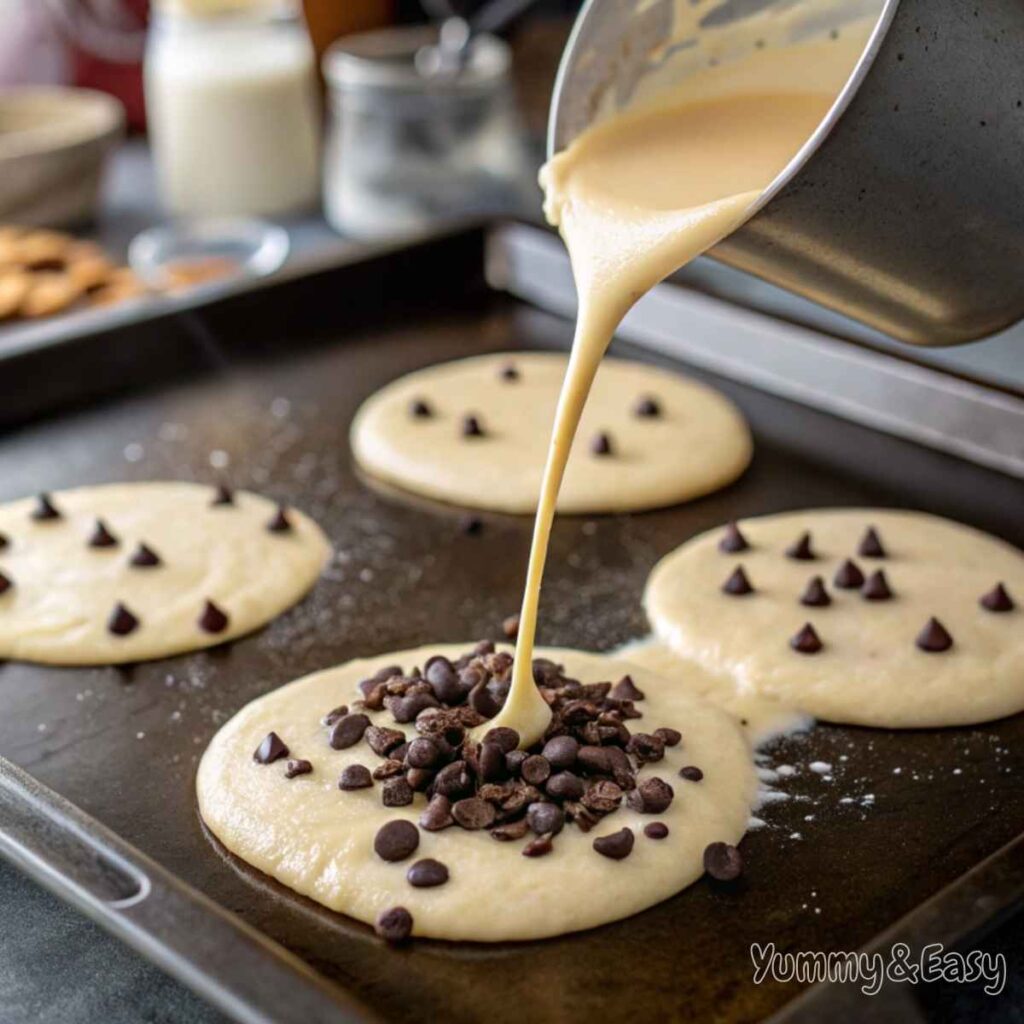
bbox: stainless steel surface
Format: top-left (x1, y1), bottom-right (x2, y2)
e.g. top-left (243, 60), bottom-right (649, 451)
top-left (549, 0), bottom-right (1024, 346)
top-left (488, 223), bottom-right (1024, 478)
top-left (0, 756), bottom-right (375, 1024)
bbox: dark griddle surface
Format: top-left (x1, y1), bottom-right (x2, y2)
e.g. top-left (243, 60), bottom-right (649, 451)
top-left (0, 230), bottom-right (1022, 1024)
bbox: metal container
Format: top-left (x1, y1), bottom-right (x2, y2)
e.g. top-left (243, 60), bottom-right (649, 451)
top-left (549, 0), bottom-right (1024, 346)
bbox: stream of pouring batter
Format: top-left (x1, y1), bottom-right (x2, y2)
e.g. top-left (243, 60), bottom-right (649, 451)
top-left (487, 32), bottom-right (870, 746)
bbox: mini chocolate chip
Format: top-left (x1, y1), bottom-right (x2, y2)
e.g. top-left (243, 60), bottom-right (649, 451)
top-left (425, 656), bottom-right (463, 703)
top-left (634, 396), bottom-right (661, 418)
top-left (433, 761), bottom-right (473, 800)
top-left (382, 778), bottom-right (415, 807)
top-left (629, 777), bottom-right (674, 814)
top-left (583, 780), bottom-right (624, 813)
top-left (339, 764), bottom-right (373, 790)
top-left (786, 531), bottom-right (815, 561)
top-left (88, 519), bottom-right (119, 548)
top-left (108, 602), bottom-right (139, 636)
top-left (800, 576), bottom-right (831, 607)
top-left (406, 737), bottom-right (441, 769)
top-left (523, 835), bottom-right (553, 857)
top-left (834, 559), bottom-right (865, 589)
top-left (722, 565), bottom-right (754, 596)
top-left (479, 741), bottom-right (506, 782)
top-left (577, 745), bottom-right (614, 774)
top-left (679, 765), bottom-right (704, 782)
top-left (546, 771), bottom-right (585, 801)
top-left (321, 705), bottom-right (348, 727)
top-left (858, 526), bottom-right (886, 558)
top-left (130, 542), bottom-right (161, 568)
top-left (626, 733), bottom-right (665, 764)
top-left (704, 841), bottom-right (743, 880)
top-left (719, 522), bottom-right (748, 553)
top-left (526, 801), bottom-right (564, 836)
top-left (420, 794), bottom-right (454, 831)
top-left (591, 432), bottom-right (613, 456)
top-left (980, 583), bottom-right (1015, 613)
top-left (0, 533), bottom-right (8, 550)
top-left (469, 682), bottom-right (500, 719)
top-left (461, 414), bottom-right (485, 438)
top-left (790, 622), bottom-right (823, 654)
top-left (484, 726), bottom-right (520, 753)
top-left (329, 713), bottom-right (371, 750)
top-left (375, 907), bottom-right (413, 943)
top-left (254, 731), bottom-right (288, 764)
top-left (211, 485), bottom-right (234, 506)
top-left (407, 858), bottom-right (449, 888)
top-left (542, 735), bottom-right (579, 770)
top-left (410, 398), bottom-right (432, 418)
top-left (452, 797), bottom-right (495, 830)
top-left (374, 819), bottom-right (417, 860)
top-left (644, 822), bottom-right (669, 839)
top-left (31, 493), bottom-right (61, 521)
top-left (499, 363), bottom-right (520, 382)
top-left (593, 828), bottom-right (634, 860)
top-left (267, 504), bottom-right (292, 533)
top-left (502, 614), bottom-right (520, 639)
top-left (0, 570), bottom-right (12, 595)
top-left (916, 616), bottom-right (953, 653)
top-left (609, 675), bottom-right (645, 702)
top-left (459, 514), bottom-right (483, 536)
top-left (505, 749), bottom-right (528, 775)
top-left (654, 727), bottom-right (681, 747)
top-left (366, 725), bottom-right (406, 757)
top-left (284, 758), bottom-right (312, 778)
top-left (198, 599), bottom-right (229, 634)
top-left (862, 570), bottom-right (894, 601)
top-left (521, 755), bottom-right (551, 786)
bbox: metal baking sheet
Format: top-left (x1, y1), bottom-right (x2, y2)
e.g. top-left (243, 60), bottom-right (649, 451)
top-left (0, 225), bottom-right (1022, 1023)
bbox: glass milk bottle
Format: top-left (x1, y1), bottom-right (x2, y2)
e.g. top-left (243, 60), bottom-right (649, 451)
top-left (145, 0), bottom-right (320, 217)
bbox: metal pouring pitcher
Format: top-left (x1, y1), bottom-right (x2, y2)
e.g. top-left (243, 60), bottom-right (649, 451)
top-left (549, 0), bottom-right (1024, 346)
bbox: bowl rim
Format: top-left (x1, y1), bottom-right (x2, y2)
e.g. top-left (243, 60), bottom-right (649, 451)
top-left (0, 87), bottom-right (125, 162)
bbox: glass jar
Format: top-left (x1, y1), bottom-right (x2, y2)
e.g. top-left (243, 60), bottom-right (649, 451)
top-left (145, 0), bottom-right (320, 217)
top-left (322, 26), bottom-right (533, 239)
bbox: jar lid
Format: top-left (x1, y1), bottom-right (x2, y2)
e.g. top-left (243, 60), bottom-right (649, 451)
top-left (323, 25), bottom-right (511, 94)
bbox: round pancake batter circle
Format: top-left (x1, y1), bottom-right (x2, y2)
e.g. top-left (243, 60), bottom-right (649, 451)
top-left (350, 352), bottom-right (752, 514)
top-left (0, 482), bottom-right (331, 665)
top-left (644, 509), bottom-right (1024, 728)
top-left (197, 644), bottom-right (755, 942)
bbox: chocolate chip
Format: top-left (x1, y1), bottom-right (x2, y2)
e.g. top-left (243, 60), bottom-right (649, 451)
top-left (459, 514), bottom-right (483, 536)
top-left (129, 542), bottom-right (161, 567)
top-left (609, 675), bottom-right (644, 702)
top-left (410, 398), bottom-right (432, 418)
top-left (644, 822), bottom-right (669, 839)
top-left (339, 764), bottom-right (373, 790)
top-left (254, 731), bottom-right (289, 764)
top-left (374, 759), bottom-right (405, 781)
top-left (198, 599), bottom-right (229, 634)
top-left (0, 570), bottom-right (11, 595)
top-left (108, 602), bottom-right (139, 636)
top-left (491, 819), bottom-right (530, 842)
top-left (452, 797), bottom-right (495, 830)
top-left (858, 526), bottom-right (886, 558)
top-left (679, 765), bottom-right (704, 782)
top-left (499, 363), bottom-right (520, 382)
top-left (479, 741), bottom-right (506, 782)
top-left (833, 559), bottom-right (864, 589)
top-left (468, 682), bottom-right (501, 719)
top-left (593, 828), bottom-right (634, 860)
top-left (626, 733), bottom-right (665, 764)
top-left (634, 396), bottom-right (661, 418)
top-left (654, 727), bottom-right (681, 747)
top-left (980, 583), bottom-right (1015, 613)
top-left (502, 614), bottom-right (520, 639)
top-left (505, 749), bottom-right (528, 775)
top-left (545, 771), bottom-right (585, 801)
top-left (406, 736), bottom-right (441, 768)
top-left (0, 533), bottom-right (8, 550)
top-left (790, 622), bottom-right (823, 654)
top-left (800, 576), bottom-right (831, 607)
top-left (406, 767), bottom-right (434, 792)
top-left (375, 907), bottom-right (413, 943)
top-left (31, 493), bottom-right (61, 521)
top-left (329, 713), bottom-right (370, 749)
top-left (461, 414), bottom-right (485, 438)
top-left (266, 504), bottom-right (292, 533)
top-left (704, 841), bottom-right (743, 880)
top-left (382, 777), bottom-right (415, 807)
top-left (591, 432), bottom-right (613, 456)
top-left (211, 485), bottom-right (234, 506)
top-left (521, 755), bottom-right (552, 786)
top-left (862, 570), bottom-right (894, 601)
top-left (541, 735), bottom-right (579, 771)
top-left (628, 777), bottom-right (674, 814)
top-left (916, 616), bottom-right (953, 652)
top-left (786, 531), bottom-right (815, 561)
top-left (424, 656), bottom-right (463, 703)
top-left (577, 745), bottom-right (614, 774)
top-left (526, 801), bottom-right (565, 836)
top-left (407, 858), bottom-right (449, 888)
top-left (484, 726), bottom-right (520, 753)
top-left (284, 758), bottom-right (312, 778)
top-left (722, 565), bottom-right (754, 596)
top-left (719, 521), bottom-right (748, 553)
top-left (420, 794), bottom-right (454, 831)
top-left (88, 519), bottom-right (118, 548)
top-left (583, 780), bottom-right (624, 813)
top-left (523, 835), bottom-right (553, 857)
top-left (433, 761), bottom-right (473, 800)
top-left (321, 705), bottom-right (348, 727)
